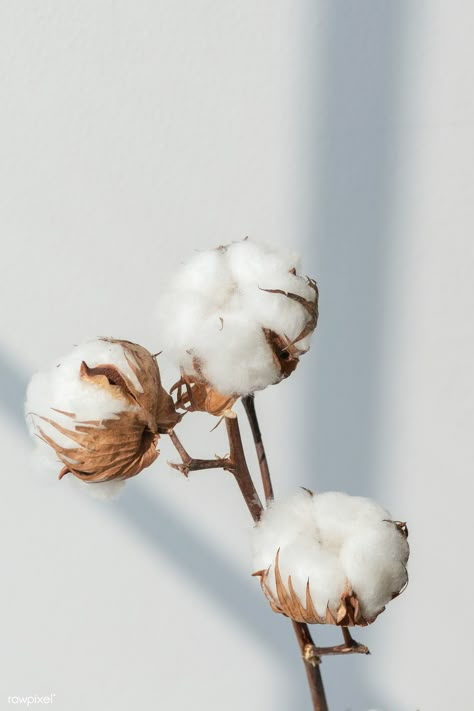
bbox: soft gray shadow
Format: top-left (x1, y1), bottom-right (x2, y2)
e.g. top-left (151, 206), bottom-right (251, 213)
top-left (0, 348), bottom-right (29, 434)
top-left (113, 484), bottom-right (294, 660)
top-left (299, 3), bottom-right (409, 709)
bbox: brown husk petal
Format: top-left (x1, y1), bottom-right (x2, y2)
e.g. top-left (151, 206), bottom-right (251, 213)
top-left (260, 277), bottom-right (319, 380)
top-left (253, 549), bottom-right (380, 627)
top-left (35, 338), bottom-right (180, 482)
top-left (263, 329), bottom-right (301, 379)
top-left (171, 362), bottom-right (238, 417)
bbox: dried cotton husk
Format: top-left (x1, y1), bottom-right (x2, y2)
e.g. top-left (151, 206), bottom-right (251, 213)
top-left (30, 338), bottom-right (180, 483)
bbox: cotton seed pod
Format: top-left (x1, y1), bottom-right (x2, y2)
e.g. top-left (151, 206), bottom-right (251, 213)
top-left (252, 489), bottom-right (409, 625)
top-left (26, 338), bottom-right (180, 483)
top-left (157, 239), bottom-right (319, 396)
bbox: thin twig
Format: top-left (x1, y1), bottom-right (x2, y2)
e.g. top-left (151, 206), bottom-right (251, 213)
top-left (168, 423), bottom-right (263, 523)
top-left (340, 626), bottom-right (369, 654)
top-left (167, 430), bottom-right (230, 476)
top-left (241, 394), bottom-right (274, 502)
top-left (305, 641), bottom-right (370, 657)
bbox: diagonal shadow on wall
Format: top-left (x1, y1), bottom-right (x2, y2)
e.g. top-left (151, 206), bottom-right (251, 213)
top-left (1, 347), bottom-right (302, 680)
top-left (298, 2), bottom-right (410, 709)
top-left (0, 348), bottom-right (29, 435)
top-left (2, 1), bottom-right (412, 687)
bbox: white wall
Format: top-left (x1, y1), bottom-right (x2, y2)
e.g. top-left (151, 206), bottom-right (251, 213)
top-left (1, 2), bottom-right (473, 710)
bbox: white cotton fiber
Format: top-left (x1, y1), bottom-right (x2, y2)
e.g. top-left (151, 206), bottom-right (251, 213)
top-left (311, 492), bottom-right (391, 554)
top-left (156, 239), bottom-right (318, 395)
top-left (340, 522), bottom-right (409, 619)
top-left (274, 536), bottom-right (347, 617)
top-left (253, 489), bottom-right (409, 623)
top-left (253, 489), bottom-right (316, 570)
top-left (26, 339), bottom-right (139, 436)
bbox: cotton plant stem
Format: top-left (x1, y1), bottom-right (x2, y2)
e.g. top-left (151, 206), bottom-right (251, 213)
top-left (292, 621), bottom-right (329, 711)
top-left (168, 423), bottom-right (263, 523)
top-left (242, 394), bottom-right (329, 711)
top-left (168, 409), bottom-right (363, 710)
top-left (241, 394), bottom-right (274, 502)
top-left (224, 416), bottom-right (264, 522)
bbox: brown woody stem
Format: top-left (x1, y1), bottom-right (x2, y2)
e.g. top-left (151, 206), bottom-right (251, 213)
top-left (304, 625), bottom-right (370, 658)
top-left (168, 423), bottom-right (263, 523)
top-left (167, 430), bottom-right (230, 476)
top-left (340, 626), bottom-right (369, 654)
top-left (224, 416), bottom-right (264, 523)
top-left (241, 394), bottom-right (274, 502)
top-left (292, 621), bottom-right (329, 711)
top-left (245, 396), bottom-right (330, 711)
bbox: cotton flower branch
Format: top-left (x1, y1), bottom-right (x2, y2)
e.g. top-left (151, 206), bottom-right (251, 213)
top-left (24, 240), bottom-right (410, 711)
top-left (167, 403), bottom-right (331, 711)
top-left (241, 394), bottom-right (372, 711)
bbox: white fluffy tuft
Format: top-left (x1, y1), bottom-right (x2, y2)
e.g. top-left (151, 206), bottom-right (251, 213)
top-left (156, 240), bottom-right (317, 395)
top-left (253, 489), bottom-right (409, 619)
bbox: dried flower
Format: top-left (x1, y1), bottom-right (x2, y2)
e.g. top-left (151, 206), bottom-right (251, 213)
top-left (25, 338), bottom-right (179, 484)
top-left (252, 490), bottom-right (409, 625)
top-left (157, 239), bottom-right (319, 405)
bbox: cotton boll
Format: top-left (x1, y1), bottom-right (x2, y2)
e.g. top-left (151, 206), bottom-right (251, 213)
top-left (340, 522), bottom-right (409, 620)
top-left (26, 338), bottom-right (179, 484)
top-left (157, 239), bottom-right (319, 403)
top-left (253, 488), bottom-right (409, 626)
